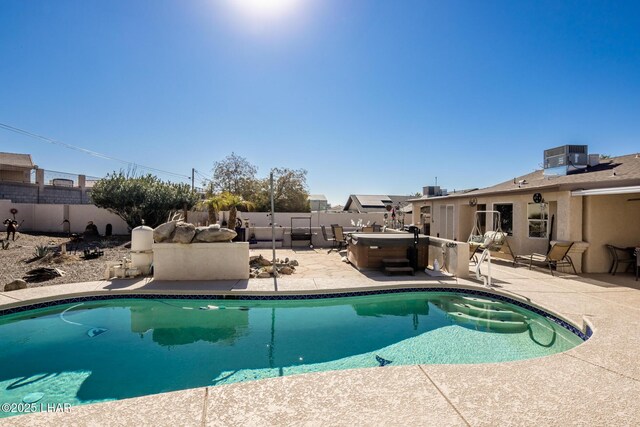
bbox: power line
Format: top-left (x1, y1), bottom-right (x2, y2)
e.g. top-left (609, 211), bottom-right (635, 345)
top-left (0, 122), bottom-right (192, 180)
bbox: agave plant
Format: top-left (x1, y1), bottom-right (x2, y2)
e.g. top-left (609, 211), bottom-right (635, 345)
top-left (33, 245), bottom-right (51, 259)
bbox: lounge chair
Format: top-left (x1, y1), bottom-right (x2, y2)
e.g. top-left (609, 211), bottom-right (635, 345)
top-left (605, 244), bottom-right (635, 275)
top-left (513, 242), bottom-right (577, 276)
top-left (321, 225), bottom-right (336, 252)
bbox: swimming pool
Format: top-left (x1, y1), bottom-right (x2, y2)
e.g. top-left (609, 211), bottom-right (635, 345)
top-left (0, 290), bottom-right (586, 417)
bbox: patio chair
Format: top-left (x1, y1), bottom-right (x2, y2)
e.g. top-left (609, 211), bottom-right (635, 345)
top-left (321, 225), bottom-right (336, 252)
top-left (513, 242), bottom-right (576, 276)
top-left (605, 244), bottom-right (635, 275)
top-left (331, 225), bottom-right (347, 252)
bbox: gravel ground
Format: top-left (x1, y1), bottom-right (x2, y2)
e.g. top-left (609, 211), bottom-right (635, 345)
top-left (1, 232), bottom-right (130, 288)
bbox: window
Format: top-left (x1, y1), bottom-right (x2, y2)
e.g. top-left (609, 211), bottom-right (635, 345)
top-left (494, 203), bottom-right (513, 236)
top-left (527, 203), bottom-right (548, 238)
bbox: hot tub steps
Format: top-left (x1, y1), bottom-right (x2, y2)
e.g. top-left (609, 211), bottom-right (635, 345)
top-left (382, 258), bottom-right (414, 276)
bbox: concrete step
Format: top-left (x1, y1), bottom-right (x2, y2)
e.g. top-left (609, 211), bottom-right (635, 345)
top-left (382, 258), bottom-right (410, 266)
top-left (384, 266), bottom-right (415, 276)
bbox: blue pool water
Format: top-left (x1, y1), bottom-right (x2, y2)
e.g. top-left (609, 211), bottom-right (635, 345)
top-left (0, 292), bottom-right (584, 417)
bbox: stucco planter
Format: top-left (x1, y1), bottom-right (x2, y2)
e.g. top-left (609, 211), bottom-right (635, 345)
top-left (152, 242), bottom-right (249, 280)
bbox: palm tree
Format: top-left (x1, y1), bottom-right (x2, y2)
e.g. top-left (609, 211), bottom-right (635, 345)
top-left (198, 193), bottom-right (225, 225)
top-left (218, 192), bottom-right (254, 229)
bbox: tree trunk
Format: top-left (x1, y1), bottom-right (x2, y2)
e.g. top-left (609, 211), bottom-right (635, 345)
top-left (228, 206), bottom-right (237, 230)
top-left (208, 205), bottom-right (217, 225)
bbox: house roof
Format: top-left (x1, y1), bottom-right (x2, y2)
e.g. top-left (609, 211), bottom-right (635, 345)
top-left (0, 152), bottom-right (36, 170)
top-left (413, 154), bottom-right (640, 201)
top-left (308, 194), bottom-right (327, 201)
top-left (344, 194), bottom-right (413, 212)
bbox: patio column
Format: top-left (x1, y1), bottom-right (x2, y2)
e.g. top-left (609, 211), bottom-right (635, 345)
top-left (556, 192), bottom-right (582, 241)
top-left (556, 192), bottom-right (588, 273)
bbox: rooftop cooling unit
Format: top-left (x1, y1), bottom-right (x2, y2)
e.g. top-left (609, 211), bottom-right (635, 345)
top-left (422, 186), bottom-right (447, 197)
top-left (543, 145), bottom-right (589, 176)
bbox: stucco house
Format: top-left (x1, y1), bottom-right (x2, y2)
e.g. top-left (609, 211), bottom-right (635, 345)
top-left (0, 152), bottom-right (36, 183)
top-left (343, 194), bottom-right (413, 213)
top-left (308, 194), bottom-right (329, 212)
top-left (410, 146), bottom-right (640, 273)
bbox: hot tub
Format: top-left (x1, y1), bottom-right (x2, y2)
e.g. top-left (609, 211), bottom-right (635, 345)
top-left (347, 233), bottom-right (430, 270)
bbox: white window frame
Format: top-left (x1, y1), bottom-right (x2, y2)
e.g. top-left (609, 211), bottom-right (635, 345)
top-left (527, 202), bottom-right (549, 239)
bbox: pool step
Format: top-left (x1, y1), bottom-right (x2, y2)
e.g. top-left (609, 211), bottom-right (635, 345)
top-left (460, 296), bottom-right (504, 308)
top-left (451, 302), bottom-right (527, 322)
top-left (448, 311), bottom-right (529, 333)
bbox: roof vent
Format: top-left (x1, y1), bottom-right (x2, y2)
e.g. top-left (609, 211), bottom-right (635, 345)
top-left (543, 145), bottom-right (589, 176)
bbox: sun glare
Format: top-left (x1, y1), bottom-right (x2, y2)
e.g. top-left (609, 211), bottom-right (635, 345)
top-left (230, 0), bottom-right (302, 20)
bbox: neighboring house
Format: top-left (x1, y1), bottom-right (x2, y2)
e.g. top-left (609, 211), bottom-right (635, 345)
top-left (410, 146), bottom-right (640, 273)
top-left (0, 152), bottom-right (93, 204)
top-left (0, 152), bottom-right (36, 183)
top-left (308, 194), bottom-right (329, 212)
top-left (343, 195), bottom-right (413, 213)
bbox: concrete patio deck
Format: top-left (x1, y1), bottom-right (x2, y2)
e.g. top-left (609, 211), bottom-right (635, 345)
top-left (2, 249), bottom-right (640, 426)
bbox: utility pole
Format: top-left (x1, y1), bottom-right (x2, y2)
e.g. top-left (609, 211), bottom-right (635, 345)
top-left (191, 168), bottom-right (195, 191)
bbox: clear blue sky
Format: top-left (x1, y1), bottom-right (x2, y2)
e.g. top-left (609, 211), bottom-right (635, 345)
top-left (1, 0), bottom-right (639, 206)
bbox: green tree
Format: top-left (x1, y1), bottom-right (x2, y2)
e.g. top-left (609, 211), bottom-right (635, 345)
top-left (252, 168), bottom-right (310, 212)
top-left (197, 193), bottom-right (225, 225)
top-left (211, 153), bottom-right (258, 199)
top-left (217, 192), bottom-right (255, 229)
top-left (91, 172), bottom-right (199, 229)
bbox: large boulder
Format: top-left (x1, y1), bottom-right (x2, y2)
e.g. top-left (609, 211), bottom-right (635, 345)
top-left (154, 221), bottom-right (177, 242)
top-left (172, 222), bottom-right (197, 244)
top-left (3, 279), bottom-right (27, 292)
top-left (194, 226), bottom-right (237, 243)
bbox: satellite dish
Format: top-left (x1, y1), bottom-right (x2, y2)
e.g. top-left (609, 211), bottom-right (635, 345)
top-left (533, 193), bottom-right (543, 203)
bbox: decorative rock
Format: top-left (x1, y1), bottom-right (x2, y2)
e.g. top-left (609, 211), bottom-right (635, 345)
top-left (280, 266), bottom-right (294, 275)
top-left (257, 271), bottom-right (271, 278)
top-left (258, 257), bottom-right (272, 266)
top-left (154, 221), bottom-right (177, 242)
top-left (2, 279), bottom-right (27, 292)
top-left (172, 222), bottom-right (197, 244)
top-left (194, 226), bottom-right (237, 243)
top-left (289, 259), bottom-right (299, 267)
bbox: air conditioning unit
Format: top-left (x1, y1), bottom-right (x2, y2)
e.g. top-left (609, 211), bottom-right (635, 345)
top-left (543, 145), bottom-right (589, 176)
